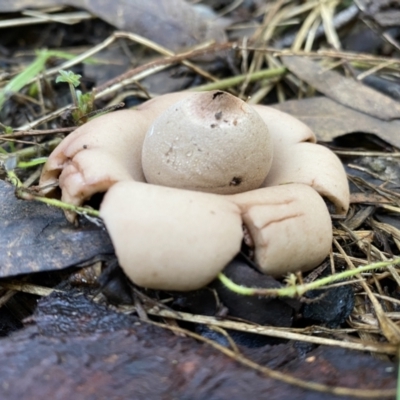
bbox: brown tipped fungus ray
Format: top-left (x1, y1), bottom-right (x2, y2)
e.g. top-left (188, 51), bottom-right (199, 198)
top-left (40, 90), bottom-right (350, 291)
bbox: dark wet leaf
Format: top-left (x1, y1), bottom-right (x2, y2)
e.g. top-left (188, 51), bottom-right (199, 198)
top-left (0, 0), bottom-right (227, 53)
top-left (362, 74), bottom-right (400, 101)
top-left (214, 260), bottom-right (299, 327)
top-left (281, 56), bottom-right (400, 120)
top-left (273, 96), bottom-right (400, 148)
top-left (0, 290), bottom-right (394, 399)
top-left (375, 213), bottom-right (400, 232)
top-left (175, 259), bottom-right (300, 347)
top-left (32, 289), bottom-right (136, 335)
top-left (302, 275), bottom-right (354, 328)
top-left (71, 0), bottom-right (227, 52)
top-left (0, 180), bottom-right (114, 278)
top-left (359, 0), bottom-right (400, 27)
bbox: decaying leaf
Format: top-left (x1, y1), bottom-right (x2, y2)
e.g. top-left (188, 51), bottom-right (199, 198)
top-left (0, 0), bottom-right (55, 9)
top-left (0, 0), bottom-right (227, 53)
top-left (357, 0), bottom-right (400, 27)
top-left (273, 96), bottom-right (400, 148)
top-left (0, 180), bottom-right (114, 278)
top-left (281, 56), bottom-right (400, 120)
top-left (0, 290), bottom-right (395, 399)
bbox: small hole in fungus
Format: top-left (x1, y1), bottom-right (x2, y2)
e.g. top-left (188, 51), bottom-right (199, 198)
top-left (210, 124), bottom-right (216, 128)
top-left (230, 177), bottom-right (242, 186)
top-left (215, 111), bottom-right (222, 120)
top-left (212, 91), bottom-right (224, 100)
top-left (83, 145), bottom-right (88, 149)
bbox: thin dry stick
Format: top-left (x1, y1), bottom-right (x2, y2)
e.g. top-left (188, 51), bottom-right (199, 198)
top-left (146, 308), bottom-right (396, 355)
top-left (0, 127), bottom-right (76, 139)
top-left (111, 32), bottom-right (219, 82)
top-left (0, 290), bottom-right (16, 308)
top-left (0, 282), bottom-right (60, 297)
top-left (243, 0), bottom-right (287, 93)
top-left (243, 46), bottom-right (400, 66)
top-left (320, 0), bottom-right (341, 50)
top-left (94, 41), bottom-right (236, 99)
top-left (0, 11), bottom-right (93, 29)
top-left (17, 41), bottom-right (237, 131)
top-left (148, 319), bottom-right (396, 398)
top-left (291, 3), bottom-right (320, 51)
top-left (333, 238), bottom-right (400, 344)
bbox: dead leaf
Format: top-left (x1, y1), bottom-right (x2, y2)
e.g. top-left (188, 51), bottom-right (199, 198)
top-left (0, 0), bottom-right (227, 53)
top-left (358, 0), bottom-right (400, 27)
top-left (281, 56), bottom-right (400, 120)
top-left (350, 193), bottom-right (391, 204)
top-left (0, 180), bottom-right (114, 278)
top-left (67, 0), bottom-right (227, 52)
top-left (272, 96), bottom-right (400, 148)
top-left (0, 0), bottom-right (54, 10)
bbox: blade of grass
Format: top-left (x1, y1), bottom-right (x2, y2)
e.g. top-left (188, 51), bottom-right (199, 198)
top-left (0, 50), bottom-right (81, 110)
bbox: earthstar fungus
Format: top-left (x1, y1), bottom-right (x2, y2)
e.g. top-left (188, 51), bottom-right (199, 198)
top-left (40, 91), bottom-right (349, 291)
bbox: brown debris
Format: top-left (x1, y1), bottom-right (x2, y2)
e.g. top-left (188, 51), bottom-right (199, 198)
top-left (273, 97), bottom-right (400, 148)
top-left (0, 291), bottom-right (394, 400)
top-left (281, 56), bottom-right (400, 120)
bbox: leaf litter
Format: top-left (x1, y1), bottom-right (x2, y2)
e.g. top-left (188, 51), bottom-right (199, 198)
top-left (273, 96), bottom-right (400, 147)
top-left (281, 55), bottom-right (400, 120)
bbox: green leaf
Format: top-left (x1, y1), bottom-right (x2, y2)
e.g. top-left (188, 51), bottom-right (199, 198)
top-left (56, 70), bottom-right (82, 87)
top-left (0, 50), bottom-right (79, 111)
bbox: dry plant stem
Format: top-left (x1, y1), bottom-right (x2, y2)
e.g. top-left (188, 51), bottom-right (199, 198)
top-left (18, 39), bottom-right (232, 130)
top-left (244, 46), bottom-right (400, 66)
top-left (0, 290), bottom-right (16, 308)
top-left (23, 168), bottom-right (42, 188)
top-left (0, 282), bottom-right (59, 297)
top-left (291, 3), bottom-right (320, 51)
top-left (334, 239), bottom-right (400, 344)
top-left (18, 105), bottom-right (73, 131)
top-left (0, 11), bottom-right (92, 29)
top-left (12, 138), bottom-right (61, 160)
top-left (94, 42), bottom-right (236, 99)
top-left (147, 319), bottom-right (396, 398)
top-left (217, 0), bottom-right (244, 17)
top-left (356, 60), bottom-right (397, 80)
top-left (0, 137), bottom-right (42, 147)
top-left (0, 127), bottom-right (77, 139)
top-left (320, 0), bottom-right (341, 50)
top-left (334, 151), bottom-right (400, 157)
top-left (21, 9), bottom-right (89, 25)
top-left (112, 32), bottom-right (218, 83)
top-left (275, 2), bottom-right (358, 48)
top-left (37, 31), bottom-right (218, 86)
top-left (145, 307), bottom-right (397, 355)
top-left (218, 257), bottom-right (400, 298)
top-left (247, 0), bottom-right (288, 83)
